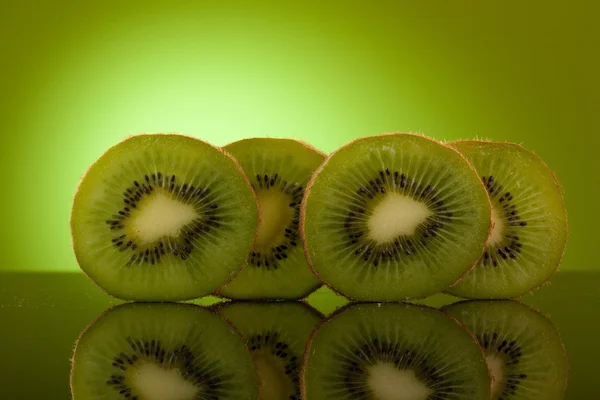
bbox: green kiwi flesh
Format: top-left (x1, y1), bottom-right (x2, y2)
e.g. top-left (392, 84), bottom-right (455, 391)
top-left (71, 134), bottom-right (259, 301)
top-left (301, 133), bottom-right (491, 301)
top-left (442, 300), bottom-right (567, 400)
top-left (218, 138), bottom-right (326, 299)
top-left (216, 301), bottom-right (323, 400)
top-left (70, 303), bottom-right (259, 400)
top-left (446, 141), bottom-right (568, 299)
top-left (303, 302), bottom-right (491, 400)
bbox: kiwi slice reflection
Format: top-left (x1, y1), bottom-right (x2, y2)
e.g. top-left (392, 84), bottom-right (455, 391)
top-left (302, 302), bottom-right (491, 400)
top-left (70, 303), bottom-right (258, 400)
top-left (443, 300), bottom-right (568, 400)
top-left (216, 301), bottom-right (323, 400)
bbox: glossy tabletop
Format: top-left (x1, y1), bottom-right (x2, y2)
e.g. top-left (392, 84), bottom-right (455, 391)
top-left (0, 271), bottom-right (597, 399)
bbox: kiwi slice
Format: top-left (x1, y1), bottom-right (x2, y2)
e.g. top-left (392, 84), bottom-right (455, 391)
top-left (443, 300), bottom-right (567, 399)
top-left (71, 134), bottom-right (259, 301)
top-left (446, 141), bottom-right (568, 298)
top-left (217, 138), bottom-right (326, 299)
top-left (301, 133), bottom-right (491, 301)
top-left (216, 301), bottom-right (323, 400)
top-left (70, 302), bottom-right (259, 400)
top-left (303, 302), bottom-right (491, 400)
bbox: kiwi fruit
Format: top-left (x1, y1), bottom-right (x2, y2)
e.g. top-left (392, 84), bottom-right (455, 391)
top-left (70, 302), bottom-right (259, 400)
top-left (217, 138), bottom-right (326, 299)
top-left (216, 301), bottom-right (323, 400)
top-left (70, 134), bottom-right (259, 301)
top-left (446, 141), bottom-right (568, 299)
top-left (302, 302), bottom-right (491, 400)
top-left (442, 300), bottom-right (567, 399)
top-left (301, 133), bottom-right (491, 301)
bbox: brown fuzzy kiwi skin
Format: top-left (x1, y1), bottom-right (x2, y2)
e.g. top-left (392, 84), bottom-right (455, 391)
top-left (221, 136), bottom-right (328, 158)
top-left (440, 298), bottom-right (569, 399)
top-left (299, 132), bottom-right (493, 302)
top-left (211, 276), bottom-right (323, 302)
top-left (299, 302), bottom-right (493, 400)
top-left (211, 299), bottom-right (326, 327)
top-left (69, 302), bottom-right (259, 400)
top-left (69, 133), bottom-right (260, 302)
top-left (212, 276), bottom-right (323, 302)
top-left (211, 291), bottom-right (325, 308)
top-left (213, 137), bottom-right (328, 300)
top-left (208, 295), bottom-right (327, 316)
top-left (446, 139), bottom-right (569, 299)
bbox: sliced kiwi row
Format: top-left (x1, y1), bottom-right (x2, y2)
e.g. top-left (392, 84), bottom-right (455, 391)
top-left (71, 134), bottom-right (325, 302)
top-left (71, 301), bottom-right (323, 400)
top-left (302, 134), bottom-right (567, 301)
top-left (71, 132), bottom-right (567, 302)
top-left (71, 300), bottom-right (567, 400)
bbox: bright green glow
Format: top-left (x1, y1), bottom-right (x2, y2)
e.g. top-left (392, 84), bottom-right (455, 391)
top-left (0, 1), bottom-right (598, 271)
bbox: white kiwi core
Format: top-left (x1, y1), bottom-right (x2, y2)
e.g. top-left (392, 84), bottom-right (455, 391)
top-left (367, 363), bottom-right (432, 400)
top-left (127, 360), bottom-right (200, 400)
top-left (367, 194), bottom-right (433, 243)
top-left (254, 190), bottom-right (294, 249)
top-left (486, 206), bottom-right (505, 247)
top-left (129, 192), bottom-right (198, 245)
top-left (253, 351), bottom-right (295, 400)
top-left (485, 354), bottom-right (506, 398)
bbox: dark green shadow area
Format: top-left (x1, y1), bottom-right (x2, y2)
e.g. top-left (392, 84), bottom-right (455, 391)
top-left (0, 271), bottom-right (597, 398)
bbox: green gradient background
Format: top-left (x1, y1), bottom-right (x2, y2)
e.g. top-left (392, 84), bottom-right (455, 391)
top-left (0, 0), bottom-right (598, 272)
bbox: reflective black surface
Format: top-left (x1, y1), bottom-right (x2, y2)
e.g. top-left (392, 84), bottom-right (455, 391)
top-left (0, 272), bottom-right (597, 399)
